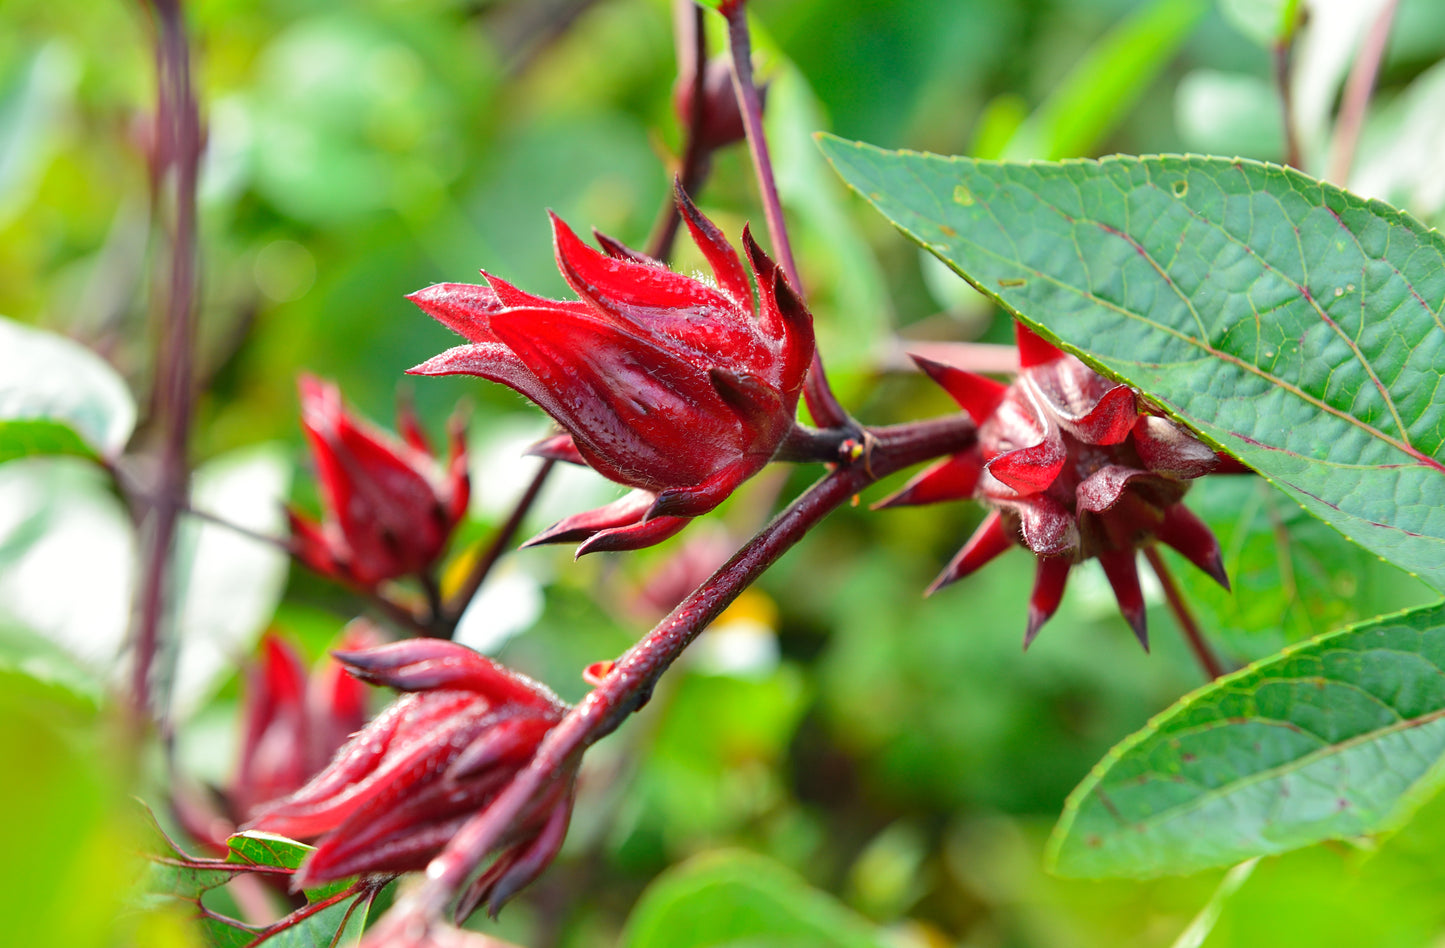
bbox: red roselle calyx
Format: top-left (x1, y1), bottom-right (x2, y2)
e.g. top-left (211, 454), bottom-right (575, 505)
top-left (231, 628), bottom-right (372, 821)
top-left (244, 639), bottom-right (573, 917)
top-left (288, 376), bottom-right (469, 588)
top-left (881, 322), bottom-right (1230, 649)
top-left (408, 186), bottom-right (815, 555)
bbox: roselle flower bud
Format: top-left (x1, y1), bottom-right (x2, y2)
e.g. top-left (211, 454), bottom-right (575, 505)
top-left (882, 323), bottom-right (1230, 649)
top-left (408, 187), bottom-right (814, 553)
top-left (289, 376), bottom-right (469, 588)
top-left (244, 640), bottom-right (573, 916)
top-left (674, 57), bottom-right (761, 154)
top-left (231, 629), bottom-right (372, 820)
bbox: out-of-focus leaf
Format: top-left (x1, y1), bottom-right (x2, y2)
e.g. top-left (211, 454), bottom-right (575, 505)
top-left (1291, 0), bottom-right (1392, 164)
top-left (1353, 59), bottom-right (1445, 221)
top-left (1050, 600), bottom-right (1445, 878)
top-left (0, 315), bottom-right (135, 460)
top-left (1175, 70), bottom-right (1284, 159)
top-left (166, 444), bottom-right (291, 719)
top-left (0, 458), bottom-right (134, 668)
top-left (1217, 0), bottom-right (1301, 47)
top-left (1187, 787), bottom-right (1445, 946)
top-left (819, 142), bottom-right (1445, 591)
top-left (619, 850), bottom-right (892, 948)
top-left (0, 43), bottom-right (79, 227)
top-left (0, 669), bottom-right (138, 948)
top-left (1003, 0), bottom-right (1207, 160)
top-left (1172, 477), bottom-right (1433, 662)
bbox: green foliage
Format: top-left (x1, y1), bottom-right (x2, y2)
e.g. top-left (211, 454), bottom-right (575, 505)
top-left (0, 315), bottom-right (135, 462)
top-left (818, 141), bottom-right (1445, 591)
top-left (619, 850), bottom-right (891, 948)
top-left (1050, 600), bottom-right (1445, 877)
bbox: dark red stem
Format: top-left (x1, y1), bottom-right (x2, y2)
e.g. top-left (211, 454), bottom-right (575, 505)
top-left (1144, 547), bottom-right (1225, 682)
top-left (400, 413), bottom-right (975, 920)
top-left (647, 0), bottom-right (710, 262)
top-left (1273, 36), bottom-right (1302, 169)
top-left (439, 457), bottom-right (558, 635)
top-left (133, 0), bottom-right (200, 717)
top-left (722, 4), bottom-right (851, 433)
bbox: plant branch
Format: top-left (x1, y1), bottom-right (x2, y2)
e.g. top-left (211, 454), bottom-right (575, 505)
top-left (722, 4), bottom-right (851, 433)
top-left (1325, 0), bottom-right (1399, 185)
top-left (647, 0), bottom-right (710, 262)
top-left (396, 412), bottom-right (975, 921)
top-left (1144, 547), bottom-right (1225, 681)
top-left (440, 457), bottom-right (557, 635)
top-left (133, 0), bottom-right (200, 718)
top-left (1272, 36), bottom-right (1302, 169)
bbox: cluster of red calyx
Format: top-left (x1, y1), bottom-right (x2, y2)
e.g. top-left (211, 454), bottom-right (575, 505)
top-left (288, 376), bottom-right (470, 588)
top-left (230, 628), bottom-right (372, 821)
top-left (881, 322), bottom-right (1230, 648)
top-left (407, 185), bottom-right (814, 555)
top-left (245, 639), bottom-right (573, 917)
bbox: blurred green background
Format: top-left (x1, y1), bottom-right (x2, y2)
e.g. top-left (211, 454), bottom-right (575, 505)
top-left (3, 0), bottom-right (1445, 945)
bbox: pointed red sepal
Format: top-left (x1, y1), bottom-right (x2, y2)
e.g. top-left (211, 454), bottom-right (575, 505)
top-left (332, 640), bottom-right (562, 711)
top-left (872, 451), bottom-right (984, 509)
top-left (985, 435), bottom-right (1067, 494)
top-left (1024, 557), bottom-right (1072, 649)
top-left (1009, 494), bottom-right (1078, 556)
top-left (1156, 503), bottom-right (1230, 590)
top-left (1097, 549), bottom-right (1148, 650)
top-left (675, 182), bottom-right (752, 307)
top-left (646, 459), bottom-right (761, 521)
top-left (575, 515), bottom-right (689, 556)
top-left (1062, 385), bottom-right (1137, 445)
top-left (592, 229), bottom-right (658, 265)
top-left (926, 510), bottom-right (1013, 595)
top-left (395, 398), bottom-right (432, 455)
top-left (1014, 321), bottom-right (1065, 368)
top-left (1132, 416), bottom-right (1219, 478)
top-left (526, 432), bottom-right (587, 466)
top-left (1211, 451), bottom-right (1253, 474)
top-left (405, 283), bottom-right (508, 344)
top-left (1075, 464), bottom-right (1148, 513)
top-left (910, 354), bottom-right (1009, 424)
top-left (522, 491), bottom-right (653, 547)
top-left (455, 785), bottom-right (575, 921)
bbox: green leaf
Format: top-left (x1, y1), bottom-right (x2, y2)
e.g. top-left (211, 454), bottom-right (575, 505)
top-left (1002, 0), bottom-right (1207, 160)
top-left (620, 850), bottom-right (892, 948)
top-left (1047, 600), bottom-right (1445, 878)
top-left (817, 141), bottom-right (1445, 591)
top-left (0, 316), bottom-right (135, 461)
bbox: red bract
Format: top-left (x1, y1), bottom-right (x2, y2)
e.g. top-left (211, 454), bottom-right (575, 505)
top-left (882, 322), bottom-right (1229, 649)
top-left (407, 186), bottom-right (814, 553)
top-left (289, 376), bottom-right (469, 588)
top-left (231, 628), bottom-right (372, 821)
top-left (244, 640), bottom-right (572, 916)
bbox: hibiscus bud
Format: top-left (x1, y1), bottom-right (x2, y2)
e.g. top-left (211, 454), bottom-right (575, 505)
top-left (243, 640), bottom-right (572, 915)
top-left (881, 322), bottom-right (1230, 649)
top-left (673, 57), bottom-right (762, 154)
top-left (231, 626), bottom-right (374, 820)
top-left (408, 186), bottom-right (814, 554)
top-left (289, 376), bottom-right (470, 588)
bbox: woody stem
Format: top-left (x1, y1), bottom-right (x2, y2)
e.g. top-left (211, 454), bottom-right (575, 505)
top-left (441, 457), bottom-right (557, 635)
top-left (401, 412), bottom-right (975, 920)
top-left (133, 0), bottom-right (200, 719)
top-left (1144, 547), bottom-right (1225, 681)
top-left (647, 0), bottom-right (710, 262)
top-left (723, 3), bottom-right (852, 433)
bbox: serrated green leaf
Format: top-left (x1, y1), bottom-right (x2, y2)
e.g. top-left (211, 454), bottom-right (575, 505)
top-left (225, 830), bottom-right (315, 872)
top-left (818, 141), bottom-right (1445, 591)
top-left (0, 316), bottom-right (135, 461)
top-left (1047, 600), bottom-right (1445, 878)
top-left (620, 850), bottom-right (891, 948)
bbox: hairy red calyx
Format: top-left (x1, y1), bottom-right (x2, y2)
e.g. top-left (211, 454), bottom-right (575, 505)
top-left (408, 185), bottom-right (814, 555)
top-left (882, 323), bottom-right (1231, 648)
